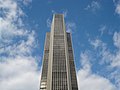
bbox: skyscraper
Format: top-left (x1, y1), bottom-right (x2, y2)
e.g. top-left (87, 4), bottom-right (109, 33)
top-left (40, 14), bottom-right (78, 90)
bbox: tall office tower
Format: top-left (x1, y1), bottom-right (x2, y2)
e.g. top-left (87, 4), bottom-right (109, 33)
top-left (40, 14), bottom-right (78, 90)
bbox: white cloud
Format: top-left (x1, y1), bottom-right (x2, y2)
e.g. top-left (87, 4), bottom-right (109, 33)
top-left (77, 69), bottom-right (116, 90)
top-left (51, 10), bottom-right (56, 14)
top-left (80, 52), bottom-right (91, 72)
top-left (85, 1), bottom-right (100, 12)
top-left (116, 4), bottom-right (120, 15)
top-left (23, 0), bottom-right (32, 6)
top-left (103, 32), bottom-right (120, 68)
top-left (113, 32), bottom-right (120, 49)
top-left (88, 32), bottom-right (120, 89)
top-left (114, 0), bottom-right (120, 15)
top-left (0, 56), bottom-right (40, 90)
top-left (77, 52), bottom-right (117, 90)
top-left (89, 39), bottom-right (105, 49)
top-left (99, 25), bottom-right (107, 36)
top-left (111, 51), bottom-right (120, 67)
top-left (0, 0), bottom-right (25, 44)
top-left (66, 22), bottom-right (76, 33)
top-left (89, 33), bottom-right (120, 68)
top-left (110, 70), bottom-right (120, 89)
top-left (46, 18), bottom-right (51, 28)
top-left (0, 0), bottom-right (41, 90)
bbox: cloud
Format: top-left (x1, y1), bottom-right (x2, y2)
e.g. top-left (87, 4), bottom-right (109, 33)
top-left (114, 0), bottom-right (120, 15)
top-left (90, 35), bottom-right (120, 68)
top-left (88, 32), bottom-right (120, 89)
top-left (115, 4), bottom-right (120, 15)
top-left (0, 56), bottom-right (40, 90)
top-left (77, 69), bottom-right (116, 90)
top-left (89, 39), bottom-right (104, 49)
top-left (77, 52), bottom-right (117, 90)
top-left (99, 25), bottom-right (107, 36)
top-left (46, 18), bottom-right (51, 28)
top-left (0, 0), bottom-right (41, 90)
top-left (23, 0), bottom-right (32, 6)
top-left (110, 70), bottom-right (120, 89)
top-left (80, 52), bottom-right (91, 71)
top-left (0, 0), bottom-right (25, 43)
top-left (85, 1), bottom-right (100, 12)
top-left (113, 32), bottom-right (120, 49)
top-left (66, 22), bottom-right (76, 33)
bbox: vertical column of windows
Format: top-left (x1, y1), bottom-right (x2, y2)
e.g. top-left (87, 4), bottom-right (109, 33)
top-left (52, 15), bottom-right (68, 90)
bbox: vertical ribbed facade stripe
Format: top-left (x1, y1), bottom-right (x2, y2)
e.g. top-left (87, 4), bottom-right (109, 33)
top-left (40, 14), bottom-right (78, 90)
top-left (67, 33), bottom-right (78, 90)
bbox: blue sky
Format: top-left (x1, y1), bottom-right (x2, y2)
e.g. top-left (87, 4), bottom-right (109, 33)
top-left (0, 0), bottom-right (120, 90)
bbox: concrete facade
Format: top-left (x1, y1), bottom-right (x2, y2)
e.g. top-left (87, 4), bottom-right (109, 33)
top-left (40, 14), bottom-right (78, 90)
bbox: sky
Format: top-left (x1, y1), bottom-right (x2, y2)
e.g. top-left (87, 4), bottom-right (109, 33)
top-left (0, 0), bottom-right (120, 90)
